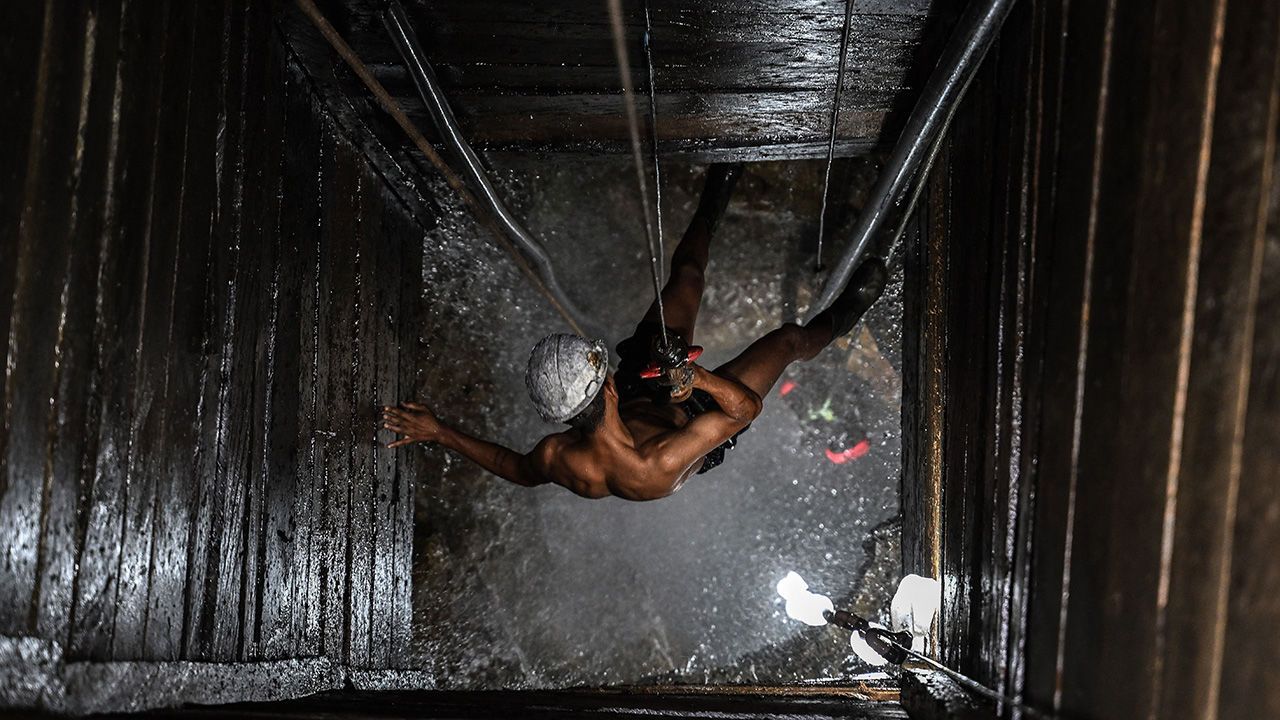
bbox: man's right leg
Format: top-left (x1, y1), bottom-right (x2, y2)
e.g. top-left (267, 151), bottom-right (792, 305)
top-left (637, 164), bottom-right (742, 343)
top-left (712, 259), bottom-right (887, 399)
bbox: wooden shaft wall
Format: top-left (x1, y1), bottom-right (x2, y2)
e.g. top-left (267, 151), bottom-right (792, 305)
top-left (0, 0), bottom-right (418, 667)
top-left (907, 0), bottom-right (1280, 717)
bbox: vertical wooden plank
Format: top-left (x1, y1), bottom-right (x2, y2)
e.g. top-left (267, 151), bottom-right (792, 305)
top-left (291, 110), bottom-right (334, 660)
top-left (1157, 0), bottom-right (1280, 715)
top-left (0, 1), bottom-right (90, 635)
top-left (142, 0), bottom-right (225, 662)
top-left (36, 0), bottom-right (126, 646)
top-left (111, 0), bottom-right (194, 660)
top-left (1060, 0), bottom-right (1227, 716)
top-left (183, 0), bottom-right (247, 661)
top-left (69, 0), bottom-right (169, 660)
top-left (237, 1), bottom-right (286, 662)
top-left (0, 3), bottom-right (47, 485)
top-left (1019, 0), bottom-right (1109, 711)
top-left (347, 169), bottom-right (376, 669)
top-left (205, 0), bottom-right (271, 661)
top-left (975, 4), bottom-right (1038, 693)
top-left (370, 185), bottom-right (401, 670)
top-left (257, 61), bottom-right (318, 667)
top-left (282, 82), bottom-right (330, 662)
top-left (392, 197), bottom-right (423, 669)
top-left (939, 58), bottom-right (998, 673)
top-left (1218, 154), bottom-right (1280, 720)
top-left (317, 138), bottom-right (360, 661)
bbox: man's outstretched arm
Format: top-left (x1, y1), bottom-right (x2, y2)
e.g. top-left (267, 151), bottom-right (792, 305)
top-left (382, 402), bottom-right (551, 487)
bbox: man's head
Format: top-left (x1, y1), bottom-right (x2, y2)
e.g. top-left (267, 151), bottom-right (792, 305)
top-left (525, 333), bottom-right (611, 433)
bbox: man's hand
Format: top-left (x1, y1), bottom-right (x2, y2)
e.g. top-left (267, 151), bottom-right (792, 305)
top-left (689, 365), bottom-right (761, 424)
top-left (382, 401), bottom-right (445, 448)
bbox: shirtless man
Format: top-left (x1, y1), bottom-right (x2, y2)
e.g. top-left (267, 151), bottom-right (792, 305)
top-left (381, 165), bottom-right (886, 501)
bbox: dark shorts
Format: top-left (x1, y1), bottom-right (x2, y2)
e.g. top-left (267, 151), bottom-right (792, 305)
top-left (615, 322), bottom-right (749, 475)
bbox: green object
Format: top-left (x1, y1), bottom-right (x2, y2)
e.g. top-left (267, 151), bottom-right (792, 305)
top-left (808, 398), bottom-right (837, 423)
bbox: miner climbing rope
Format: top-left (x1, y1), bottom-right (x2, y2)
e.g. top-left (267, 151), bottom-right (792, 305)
top-left (380, 166), bottom-right (888, 500)
top-left (379, 0), bottom-right (889, 499)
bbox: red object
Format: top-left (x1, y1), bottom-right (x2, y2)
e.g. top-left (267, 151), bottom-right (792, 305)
top-left (779, 380), bottom-right (797, 396)
top-left (638, 345), bottom-right (704, 379)
top-left (824, 438), bottom-right (871, 464)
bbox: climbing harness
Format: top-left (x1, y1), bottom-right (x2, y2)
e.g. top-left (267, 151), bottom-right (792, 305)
top-left (815, 0), bottom-right (859, 272)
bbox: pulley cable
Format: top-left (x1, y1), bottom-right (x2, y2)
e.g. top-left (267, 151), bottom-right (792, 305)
top-left (607, 0), bottom-right (669, 347)
top-left (815, 0), bottom-right (859, 272)
top-left (294, 0), bottom-right (590, 336)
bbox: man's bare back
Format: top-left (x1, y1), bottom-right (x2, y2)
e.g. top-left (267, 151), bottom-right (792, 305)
top-left (380, 165), bottom-right (886, 501)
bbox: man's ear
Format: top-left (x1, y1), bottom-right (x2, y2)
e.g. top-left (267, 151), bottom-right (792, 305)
top-left (604, 375), bottom-right (617, 397)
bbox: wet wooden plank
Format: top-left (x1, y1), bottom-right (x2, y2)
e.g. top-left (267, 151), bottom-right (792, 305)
top-left (0, 1), bottom-right (90, 636)
top-left (259, 71), bottom-right (324, 663)
top-left (0, 4), bottom-right (47, 484)
top-left (291, 114), bottom-right (337, 661)
top-left (369, 183), bottom-right (402, 670)
top-left (184, 0), bottom-right (249, 661)
top-left (1018, 0), bottom-right (1107, 709)
top-left (1218, 180), bottom-right (1280, 720)
top-left (407, 92), bottom-right (891, 144)
top-left (317, 138), bottom-right (362, 659)
top-left (347, 167), bottom-right (379, 669)
top-left (33, 0), bottom-right (127, 645)
top-left (1156, 0), bottom-right (1280, 715)
top-left (970, 1), bottom-right (1038, 692)
top-left (347, 13), bottom-right (922, 91)
top-left (279, 0), bottom-right (931, 159)
top-left (237, 1), bottom-right (287, 662)
top-left (937, 57), bottom-right (998, 673)
top-left (391, 198), bottom-right (423, 669)
top-left (400, 0), bottom-right (933, 24)
top-left (205, 0), bottom-right (274, 661)
top-left (1059, 0), bottom-right (1228, 716)
top-left (141, 0), bottom-right (226, 662)
top-left (68, 0), bottom-right (169, 660)
top-left (111, 0), bottom-right (196, 660)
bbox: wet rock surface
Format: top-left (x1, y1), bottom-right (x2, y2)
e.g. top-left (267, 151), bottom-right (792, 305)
top-left (407, 155), bottom-right (904, 688)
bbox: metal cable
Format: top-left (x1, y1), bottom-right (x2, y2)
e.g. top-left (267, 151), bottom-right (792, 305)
top-left (809, 0), bottom-right (1019, 318)
top-left (292, 0), bottom-right (594, 337)
top-left (815, 0), bottom-right (859, 272)
top-left (831, 613), bottom-right (1059, 720)
top-left (381, 0), bottom-right (603, 338)
top-left (607, 0), bottom-right (669, 346)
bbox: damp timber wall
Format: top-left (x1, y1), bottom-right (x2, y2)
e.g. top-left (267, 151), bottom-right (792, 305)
top-left (0, 0), bottom-right (421, 670)
top-left (902, 0), bottom-right (1280, 716)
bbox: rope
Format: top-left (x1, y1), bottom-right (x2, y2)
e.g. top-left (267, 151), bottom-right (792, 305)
top-left (293, 0), bottom-right (587, 336)
top-left (606, 0), bottom-right (669, 347)
top-left (643, 2), bottom-right (666, 282)
top-left (815, 0), bottom-right (859, 271)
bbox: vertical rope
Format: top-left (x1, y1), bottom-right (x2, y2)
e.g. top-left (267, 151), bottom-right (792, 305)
top-left (815, 0), bottom-right (858, 271)
top-left (607, 0), bottom-right (668, 346)
top-left (643, 2), bottom-right (666, 282)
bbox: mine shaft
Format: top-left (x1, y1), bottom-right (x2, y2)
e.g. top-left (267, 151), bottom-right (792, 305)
top-left (0, 0), bottom-right (1277, 718)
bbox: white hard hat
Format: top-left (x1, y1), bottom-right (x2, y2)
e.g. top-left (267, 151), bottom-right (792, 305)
top-left (525, 333), bottom-right (609, 423)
